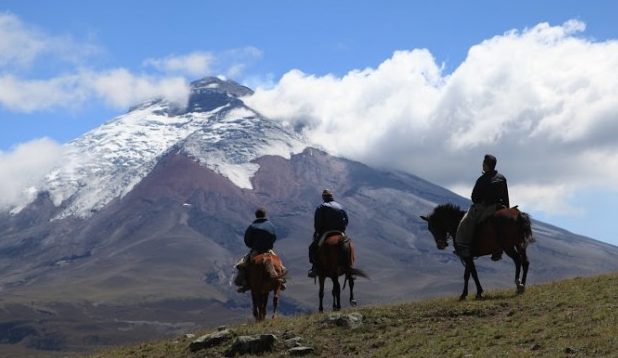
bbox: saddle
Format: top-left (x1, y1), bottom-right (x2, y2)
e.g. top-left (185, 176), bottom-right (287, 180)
top-left (316, 230), bottom-right (348, 249)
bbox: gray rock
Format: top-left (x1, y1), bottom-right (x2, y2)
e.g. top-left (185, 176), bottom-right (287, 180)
top-left (289, 346), bottom-right (315, 356)
top-left (225, 334), bottom-right (276, 357)
top-left (323, 312), bottom-right (364, 329)
top-left (189, 329), bottom-right (232, 352)
top-left (284, 336), bottom-right (303, 348)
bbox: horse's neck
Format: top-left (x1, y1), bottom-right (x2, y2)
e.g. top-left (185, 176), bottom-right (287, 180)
top-left (449, 211), bottom-right (465, 235)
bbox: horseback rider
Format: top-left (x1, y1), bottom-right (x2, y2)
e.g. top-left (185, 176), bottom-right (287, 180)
top-left (455, 154), bottom-right (510, 260)
top-left (234, 207), bottom-right (278, 293)
top-left (308, 189), bottom-right (349, 278)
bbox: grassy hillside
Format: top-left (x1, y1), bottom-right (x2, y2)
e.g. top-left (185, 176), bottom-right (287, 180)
top-left (82, 272), bottom-right (618, 358)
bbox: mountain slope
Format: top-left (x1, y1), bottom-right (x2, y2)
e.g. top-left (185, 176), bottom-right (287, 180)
top-left (83, 272), bottom-right (618, 358)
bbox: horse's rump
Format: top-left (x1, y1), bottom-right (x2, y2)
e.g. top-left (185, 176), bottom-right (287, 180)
top-left (250, 252), bottom-right (287, 283)
top-left (473, 207), bottom-right (534, 255)
top-left (323, 234), bottom-right (355, 267)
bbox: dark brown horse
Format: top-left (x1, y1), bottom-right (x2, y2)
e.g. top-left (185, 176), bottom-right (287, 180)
top-left (315, 232), bottom-right (368, 312)
top-left (246, 252), bottom-right (287, 321)
top-left (420, 203), bottom-right (535, 300)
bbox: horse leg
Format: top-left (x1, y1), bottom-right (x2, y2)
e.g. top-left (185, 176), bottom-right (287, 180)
top-left (519, 247), bottom-right (530, 292)
top-left (251, 290), bottom-right (260, 321)
top-left (465, 258), bottom-right (484, 300)
top-left (272, 287), bottom-right (280, 320)
top-left (260, 292), bottom-right (268, 321)
top-left (318, 276), bottom-right (326, 313)
top-left (460, 261), bottom-right (471, 300)
top-left (348, 274), bottom-right (357, 307)
top-left (504, 247), bottom-right (524, 293)
top-left (332, 277), bottom-right (341, 311)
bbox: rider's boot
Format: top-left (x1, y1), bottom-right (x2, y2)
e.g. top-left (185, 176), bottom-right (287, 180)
top-left (307, 264), bottom-right (318, 278)
top-left (234, 268), bottom-right (250, 293)
top-left (491, 251), bottom-right (503, 261)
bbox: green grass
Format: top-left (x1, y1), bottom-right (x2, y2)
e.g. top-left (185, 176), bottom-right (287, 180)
top-left (82, 272), bottom-right (618, 358)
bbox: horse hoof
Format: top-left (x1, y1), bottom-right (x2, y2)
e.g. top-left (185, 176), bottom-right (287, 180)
top-left (350, 299), bottom-right (357, 307)
top-left (517, 285), bottom-right (526, 294)
top-left (475, 294), bottom-right (484, 300)
top-left (459, 295), bottom-right (467, 301)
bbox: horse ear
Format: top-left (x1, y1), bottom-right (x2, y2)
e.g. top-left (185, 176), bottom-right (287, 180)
top-left (420, 215), bottom-right (428, 221)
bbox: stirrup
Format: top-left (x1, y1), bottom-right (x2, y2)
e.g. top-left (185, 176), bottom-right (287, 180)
top-left (307, 268), bottom-right (317, 278)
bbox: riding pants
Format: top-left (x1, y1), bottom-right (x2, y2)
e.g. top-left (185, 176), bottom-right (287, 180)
top-left (455, 203), bottom-right (497, 247)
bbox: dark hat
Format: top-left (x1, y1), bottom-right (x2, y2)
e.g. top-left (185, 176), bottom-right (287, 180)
top-left (255, 207), bottom-right (267, 218)
top-left (483, 154), bottom-right (497, 169)
top-left (322, 189), bottom-right (333, 197)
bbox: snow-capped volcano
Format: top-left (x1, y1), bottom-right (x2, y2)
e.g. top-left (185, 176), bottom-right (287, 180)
top-left (25, 77), bottom-right (308, 219)
top-left (4, 76), bottom-right (618, 357)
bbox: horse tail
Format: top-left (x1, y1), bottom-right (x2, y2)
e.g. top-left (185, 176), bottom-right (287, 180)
top-left (341, 235), bottom-right (355, 268)
top-left (342, 239), bottom-right (369, 279)
top-left (341, 236), bottom-right (369, 290)
top-left (518, 212), bottom-right (536, 246)
top-left (264, 257), bottom-right (287, 283)
top-left (349, 267), bottom-right (369, 279)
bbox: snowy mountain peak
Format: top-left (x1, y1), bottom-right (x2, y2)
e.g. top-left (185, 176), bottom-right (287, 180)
top-left (180, 77), bottom-right (253, 115)
top-left (190, 77), bottom-right (253, 97)
top-left (18, 78), bottom-right (308, 219)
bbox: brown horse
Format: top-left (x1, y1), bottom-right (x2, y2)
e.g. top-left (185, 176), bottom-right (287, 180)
top-left (246, 252), bottom-right (287, 321)
top-left (315, 232), bottom-right (369, 312)
top-left (420, 203), bottom-right (535, 300)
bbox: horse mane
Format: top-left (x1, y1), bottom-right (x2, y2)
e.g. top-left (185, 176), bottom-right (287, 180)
top-left (432, 203), bottom-right (464, 217)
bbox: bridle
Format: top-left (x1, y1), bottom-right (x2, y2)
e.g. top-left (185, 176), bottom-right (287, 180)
top-left (433, 225), bottom-right (457, 250)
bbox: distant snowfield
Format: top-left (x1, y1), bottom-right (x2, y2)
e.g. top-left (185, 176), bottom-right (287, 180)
top-left (16, 80), bottom-right (310, 219)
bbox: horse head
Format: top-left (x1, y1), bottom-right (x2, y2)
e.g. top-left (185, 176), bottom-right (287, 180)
top-left (420, 214), bottom-right (449, 250)
top-left (420, 203), bottom-right (464, 250)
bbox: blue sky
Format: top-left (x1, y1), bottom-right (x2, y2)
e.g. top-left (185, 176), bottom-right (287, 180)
top-left (2, 1), bottom-right (618, 245)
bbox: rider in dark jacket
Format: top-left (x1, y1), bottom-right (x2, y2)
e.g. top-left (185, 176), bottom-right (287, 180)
top-left (471, 168), bottom-right (509, 208)
top-left (455, 154), bottom-right (510, 260)
top-left (308, 189), bottom-right (348, 278)
top-left (244, 212), bottom-right (277, 254)
top-left (234, 208), bottom-right (277, 292)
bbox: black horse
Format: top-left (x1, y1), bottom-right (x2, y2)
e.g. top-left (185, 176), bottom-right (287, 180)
top-left (421, 203), bottom-right (535, 300)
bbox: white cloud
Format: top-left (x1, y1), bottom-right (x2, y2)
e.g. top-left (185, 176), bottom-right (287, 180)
top-left (509, 183), bottom-right (582, 216)
top-left (0, 12), bottom-right (101, 71)
top-left (0, 12), bottom-right (47, 69)
top-left (0, 74), bottom-right (84, 112)
top-left (142, 47), bottom-right (262, 79)
top-left (85, 69), bottom-right (190, 108)
top-left (0, 14), bottom-right (260, 113)
top-left (245, 49), bottom-right (443, 158)
top-left (0, 71), bottom-right (191, 112)
top-left (0, 138), bottom-right (65, 209)
top-left (245, 20), bottom-right (618, 217)
top-left (143, 52), bottom-right (215, 77)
